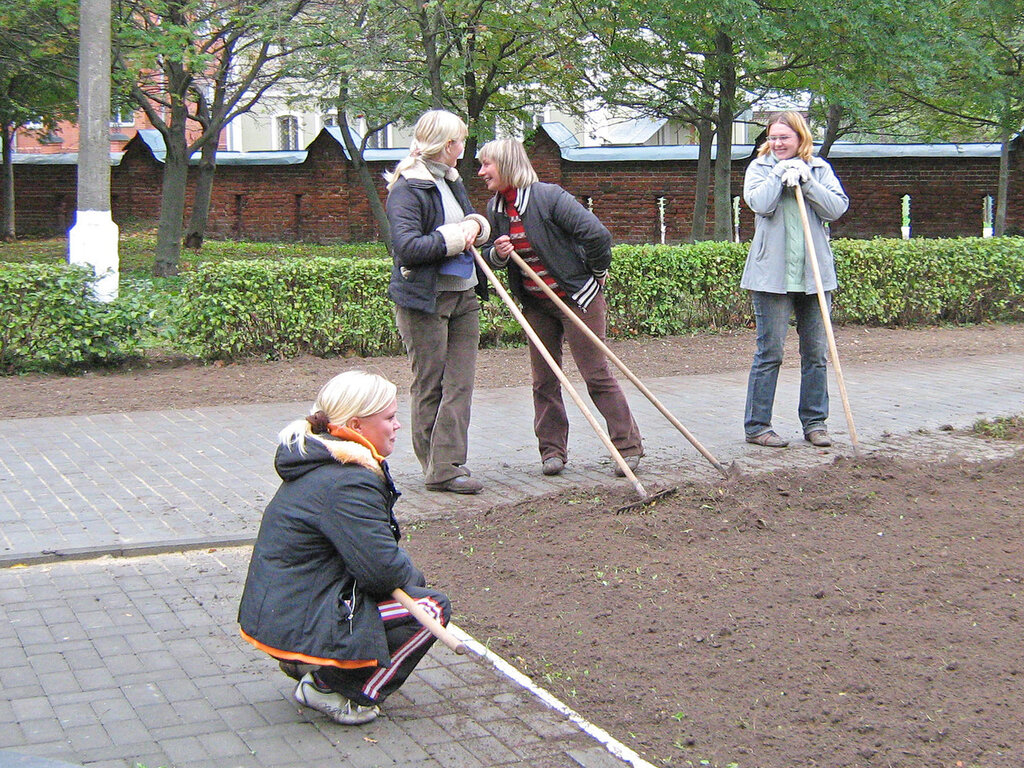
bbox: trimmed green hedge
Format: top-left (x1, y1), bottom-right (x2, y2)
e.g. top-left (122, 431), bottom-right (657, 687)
top-left (0, 264), bottom-right (152, 373)
top-left (177, 236), bottom-right (1024, 360)
top-left (3, 236), bottom-right (1023, 369)
top-left (832, 237), bottom-right (1024, 325)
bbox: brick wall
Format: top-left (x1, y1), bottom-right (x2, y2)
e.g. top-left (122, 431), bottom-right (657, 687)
top-left (8, 126), bottom-right (1023, 242)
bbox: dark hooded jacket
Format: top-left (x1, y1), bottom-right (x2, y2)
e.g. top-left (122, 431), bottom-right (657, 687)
top-left (238, 434), bottom-right (422, 667)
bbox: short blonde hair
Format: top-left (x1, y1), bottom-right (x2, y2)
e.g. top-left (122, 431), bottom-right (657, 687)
top-left (279, 370), bottom-right (398, 451)
top-left (386, 110), bottom-right (469, 189)
top-left (477, 139), bottom-right (540, 190)
top-left (758, 111), bottom-right (814, 162)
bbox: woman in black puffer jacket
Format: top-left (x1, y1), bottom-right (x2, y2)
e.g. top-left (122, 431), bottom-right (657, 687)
top-left (238, 370), bottom-right (449, 726)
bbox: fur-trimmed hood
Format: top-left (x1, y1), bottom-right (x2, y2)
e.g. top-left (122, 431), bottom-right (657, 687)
top-left (275, 436), bottom-right (386, 482)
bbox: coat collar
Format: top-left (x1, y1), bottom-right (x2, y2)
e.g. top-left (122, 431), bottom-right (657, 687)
top-left (313, 429), bottom-right (387, 479)
top-left (401, 157), bottom-right (461, 184)
top-left (493, 184), bottom-right (532, 215)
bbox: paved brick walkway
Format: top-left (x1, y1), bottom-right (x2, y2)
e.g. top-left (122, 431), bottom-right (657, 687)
top-left (1, 353), bottom-right (1022, 768)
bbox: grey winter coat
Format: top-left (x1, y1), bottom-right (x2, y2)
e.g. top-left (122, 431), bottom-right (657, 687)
top-left (740, 154), bottom-right (849, 294)
top-left (238, 436), bottom-right (423, 667)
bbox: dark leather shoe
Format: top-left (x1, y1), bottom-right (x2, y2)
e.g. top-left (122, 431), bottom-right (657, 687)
top-left (426, 476), bottom-right (483, 494)
top-left (804, 429), bottom-right (833, 447)
top-left (542, 457), bottom-right (565, 476)
top-left (613, 455), bottom-right (641, 477)
top-left (746, 431), bottom-right (789, 448)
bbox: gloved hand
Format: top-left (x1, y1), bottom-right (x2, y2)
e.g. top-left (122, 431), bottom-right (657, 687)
top-left (780, 159), bottom-right (811, 187)
top-left (772, 158), bottom-right (799, 177)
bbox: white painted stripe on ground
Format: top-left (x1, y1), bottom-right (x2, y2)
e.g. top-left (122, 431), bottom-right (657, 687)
top-left (447, 622), bottom-right (659, 768)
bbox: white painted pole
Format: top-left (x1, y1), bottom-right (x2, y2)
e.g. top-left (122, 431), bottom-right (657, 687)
top-left (68, 0), bottom-right (119, 302)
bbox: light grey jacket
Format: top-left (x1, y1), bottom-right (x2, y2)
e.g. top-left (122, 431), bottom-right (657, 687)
top-left (740, 153), bottom-right (849, 294)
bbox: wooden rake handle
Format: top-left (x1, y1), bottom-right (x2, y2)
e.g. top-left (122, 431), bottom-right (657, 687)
top-left (391, 588), bottom-right (466, 655)
top-left (471, 248), bottom-right (649, 498)
top-left (505, 249), bottom-right (731, 479)
top-left (793, 183), bottom-right (860, 455)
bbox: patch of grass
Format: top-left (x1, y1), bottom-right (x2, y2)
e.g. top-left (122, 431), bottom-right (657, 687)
top-left (972, 414), bottom-right (1024, 441)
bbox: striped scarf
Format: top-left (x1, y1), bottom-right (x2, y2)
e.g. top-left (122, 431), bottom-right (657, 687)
top-left (502, 188), bottom-right (564, 298)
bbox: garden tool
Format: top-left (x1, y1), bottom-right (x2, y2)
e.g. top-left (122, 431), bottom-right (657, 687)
top-left (392, 588), bottom-right (472, 656)
top-left (505, 249), bottom-right (738, 480)
top-left (793, 183), bottom-right (861, 456)
top-left (471, 248), bottom-right (658, 502)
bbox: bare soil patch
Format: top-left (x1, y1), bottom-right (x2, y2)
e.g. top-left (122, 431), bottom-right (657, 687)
top-left (407, 450), bottom-right (1024, 768)
top-left (3, 323), bottom-right (1024, 419)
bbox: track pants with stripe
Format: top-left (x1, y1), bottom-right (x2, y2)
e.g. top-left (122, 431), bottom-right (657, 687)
top-left (317, 586), bottom-right (451, 706)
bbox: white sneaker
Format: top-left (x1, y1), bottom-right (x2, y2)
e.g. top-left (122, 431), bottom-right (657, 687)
top-left (293, 672), bottom-right (379, 725)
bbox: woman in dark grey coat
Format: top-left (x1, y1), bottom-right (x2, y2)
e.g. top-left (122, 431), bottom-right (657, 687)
top-left (385, 110), bottom-right (491, 495)
top-left (238, 371), bottom-right (449, 725)
top-left (478, 138), bottom-right (643, 477)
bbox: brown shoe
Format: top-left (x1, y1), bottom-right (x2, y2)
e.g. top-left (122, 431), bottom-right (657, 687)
top-left (613, 455), bottom-right (641, 477)
top-left (804, 429), bottom-right (833, 447)
top-left (746, 431), bottom-right (789, 448)
top-left (426, 476), bottom-right (483, 494)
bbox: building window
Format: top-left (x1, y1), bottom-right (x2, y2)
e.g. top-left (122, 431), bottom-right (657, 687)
top-left (110, 109), bottom-right (134, 127)
top-left (277, 115), bottom-right (299, 150)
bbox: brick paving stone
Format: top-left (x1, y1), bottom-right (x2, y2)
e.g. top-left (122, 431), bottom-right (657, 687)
top-left (2, 356), bottom-right (1023, 768)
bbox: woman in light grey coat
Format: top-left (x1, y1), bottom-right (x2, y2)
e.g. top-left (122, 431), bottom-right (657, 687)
top-left (740, 111), bottom-right (849, 448)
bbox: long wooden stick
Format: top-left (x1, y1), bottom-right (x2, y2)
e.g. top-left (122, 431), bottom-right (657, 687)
top-left (391, 588), bottom-right (467, 655)
top-left (472, 248), bottom-right (649, 498)
top-left (793, 183), bottom-right (861, 455)
top-left (506, 249), bottom-right (732, 479)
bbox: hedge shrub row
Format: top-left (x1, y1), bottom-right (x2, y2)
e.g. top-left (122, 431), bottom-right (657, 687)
top-left (3, 236), bottom-right (1022, 370)
top-left (0, 264), bottom-right (152, 373)
top-left (177, 236), bottom-right (1024, 360)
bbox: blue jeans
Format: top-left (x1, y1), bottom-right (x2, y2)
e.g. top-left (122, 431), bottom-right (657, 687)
top-left (744, 291), bottom-right (830, 438)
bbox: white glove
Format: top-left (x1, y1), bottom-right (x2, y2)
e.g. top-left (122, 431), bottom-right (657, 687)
top-left (780, 160), bottom-right (811, 187)
top-left (772, 158), bottom-right (798, 177)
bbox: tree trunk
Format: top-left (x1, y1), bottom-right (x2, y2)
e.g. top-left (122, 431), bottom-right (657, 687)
top-left (1, 126), bottom-right (15, 241)
top-left (184, 139), bottom-right (217, 250)
top-left (414, 0), bottom-right (444, 108)
top-left (153, 134), bottom-right (190, 277)
top-left (819, 103), bottom-right (843, 158)
top-left (712, 31), bottom-right (736, 242)
top-left (995, 127), bottom-right (1010, 237)
top-left (337, 109), bottom-right (392, 253)
top-left (690, 118), bottom-right (714, 242)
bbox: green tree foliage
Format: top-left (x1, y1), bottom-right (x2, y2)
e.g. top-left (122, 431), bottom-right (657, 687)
top-left (0, 0), bottom-right (77, 240)
top-left (563, 0), bottom-right (794, 241)
top-left (892, 0), bottom-right (1024, 234)
top-left (112, 0), bottom-right (313, 276)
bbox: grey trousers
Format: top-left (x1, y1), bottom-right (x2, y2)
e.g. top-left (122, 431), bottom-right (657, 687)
top-left (395, 290), bottom-right (480, 485)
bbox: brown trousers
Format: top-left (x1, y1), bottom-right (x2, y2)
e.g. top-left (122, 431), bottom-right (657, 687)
top-left (395, 290), bottom-right (480, 485)
top-left (522, 292), bottom-right (643, 462)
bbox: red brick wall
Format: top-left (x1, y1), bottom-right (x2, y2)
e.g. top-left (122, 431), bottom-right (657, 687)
top-left (9, 127), bottom-right (1023, 241)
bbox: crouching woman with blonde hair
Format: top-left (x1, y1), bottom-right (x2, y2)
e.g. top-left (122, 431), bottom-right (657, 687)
top-left (238, 370), bottom-right (450, 725)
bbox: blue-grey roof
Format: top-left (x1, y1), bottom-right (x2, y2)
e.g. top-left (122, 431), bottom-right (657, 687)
top-left (12, 124), bottom-right (1005, 166)
top-left (322, 127), bottom-right (407, 162)
top-left (12, 153), bottom-right (122, 165)
top-left (538, 123), bottom-right (1003, 162)
top-left (538, 121), bottom-right (579, 150)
